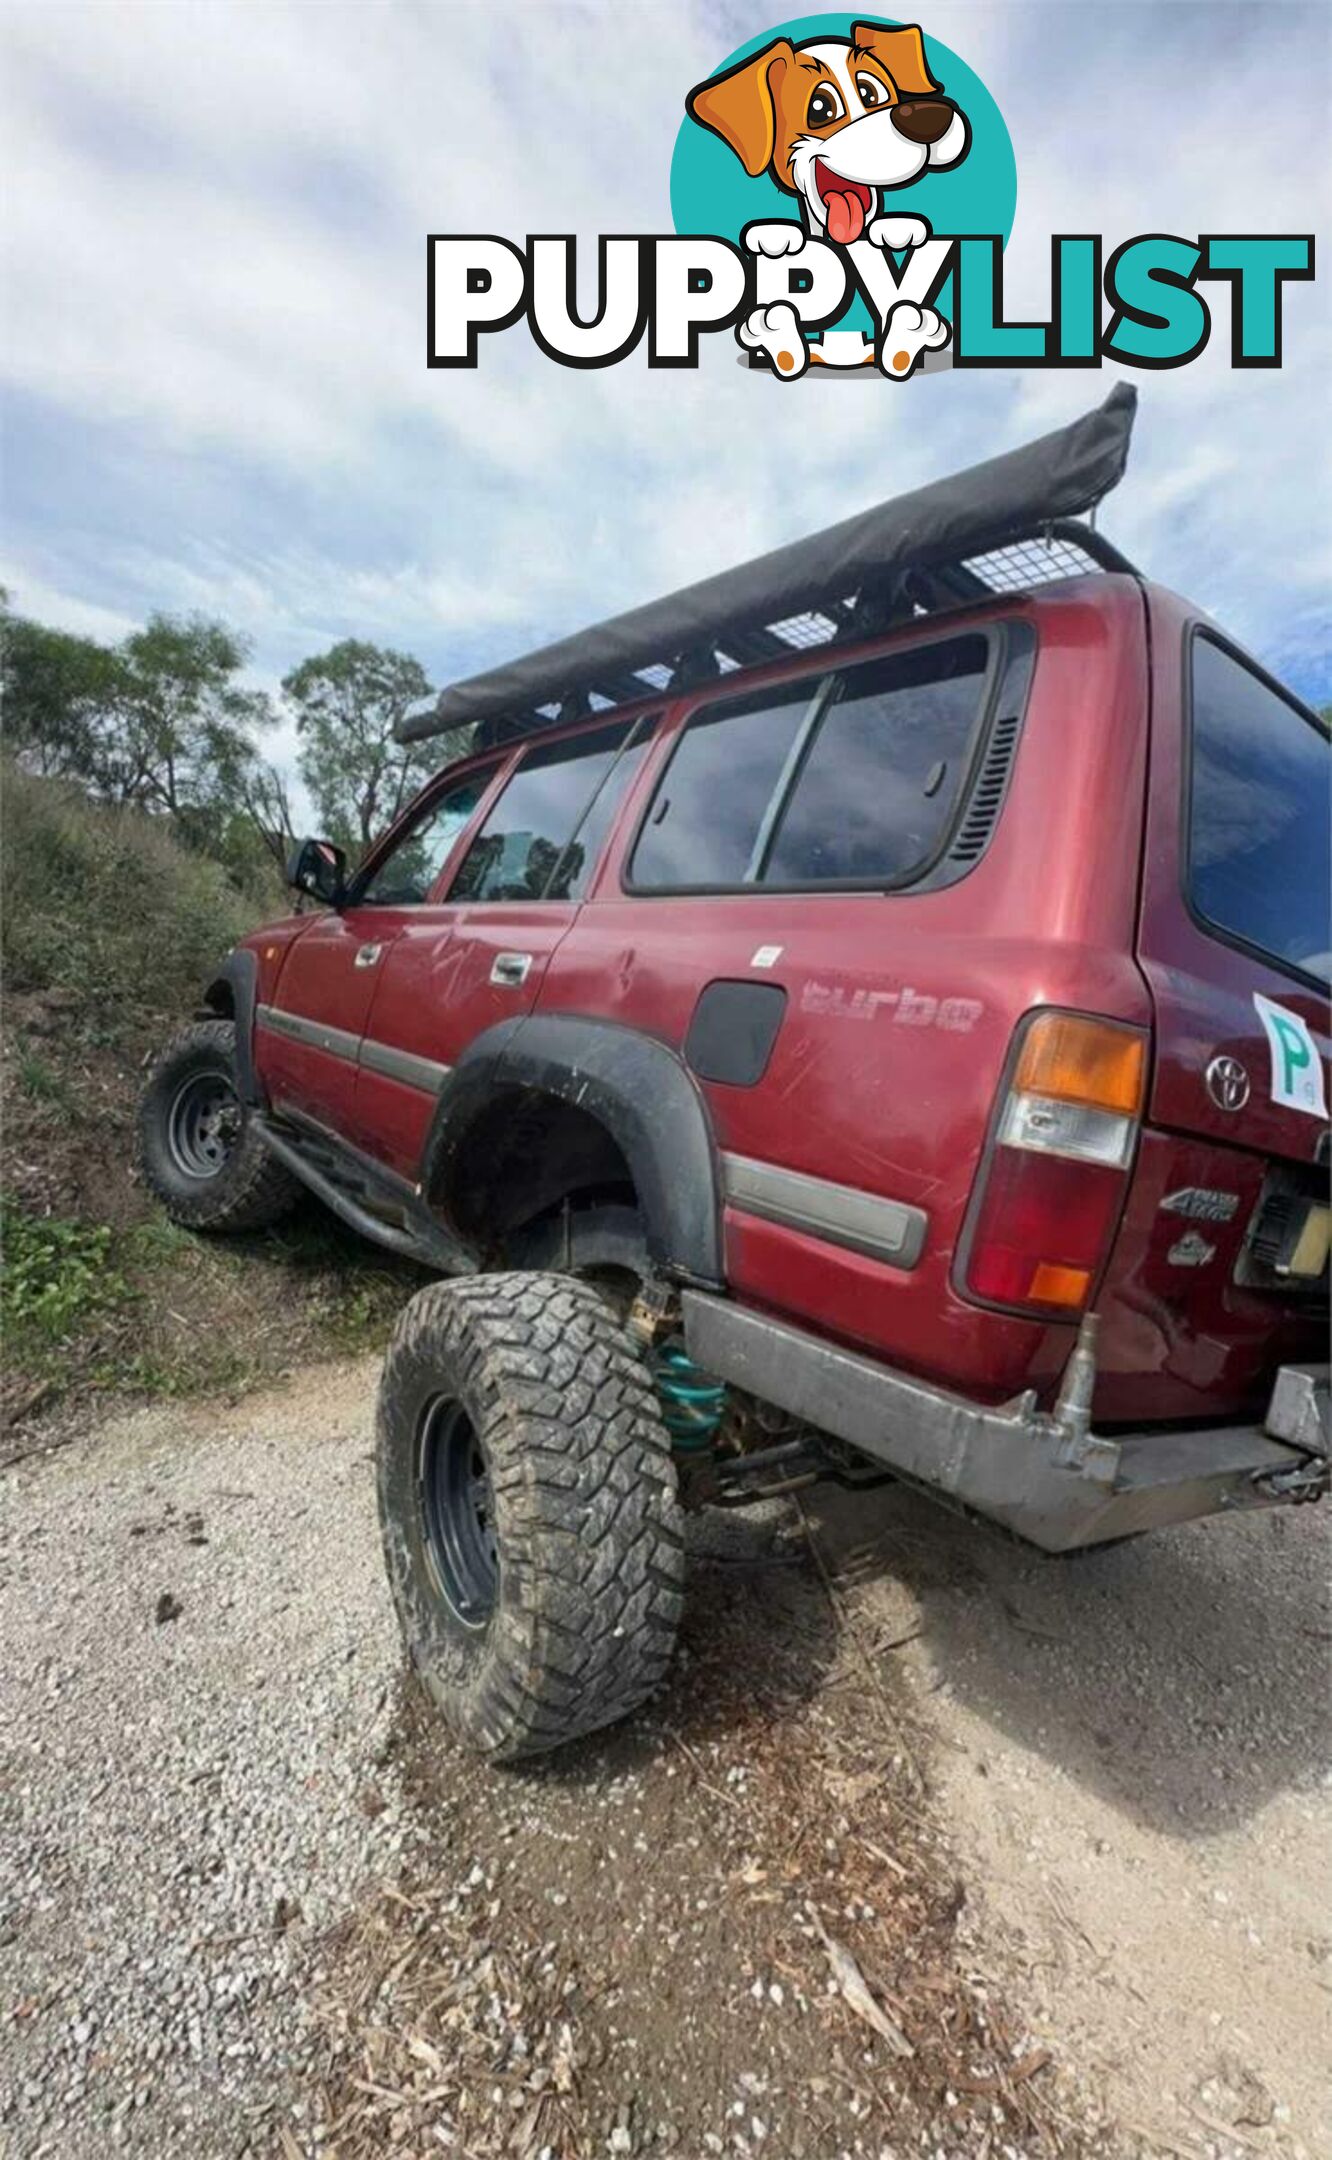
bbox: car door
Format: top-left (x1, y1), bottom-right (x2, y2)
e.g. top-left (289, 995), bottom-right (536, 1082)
top-left (356, 717), bottom-right (654, 1179)
top-left (257, 772), bottom-right (494, 1142)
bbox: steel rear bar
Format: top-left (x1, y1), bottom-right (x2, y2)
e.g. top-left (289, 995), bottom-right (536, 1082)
top-left (682, 1291), bottom-right (1328, 1552)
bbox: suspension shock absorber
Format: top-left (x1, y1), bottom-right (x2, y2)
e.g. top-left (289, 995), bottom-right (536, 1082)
top-left (651, 1340), bottom-right (727, 1451)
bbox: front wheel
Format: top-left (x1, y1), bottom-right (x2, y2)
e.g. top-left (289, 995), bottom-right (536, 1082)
top-left (137, 1018), bottom-right (300, 1232)
top-left (376, 1272), bottom-right (685, 1760)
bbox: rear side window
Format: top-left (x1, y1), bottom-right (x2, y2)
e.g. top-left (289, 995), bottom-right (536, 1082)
top-left (630, 634), bottom-right (989, 891)
top-left (1189, 638), bottom-right (1331, 985)
top-left (765, 641), bottom-right (988, 884)
top-left (448, 719), bottom-right (646, 904)
top-left (628, 683), bottom-right (812, 889)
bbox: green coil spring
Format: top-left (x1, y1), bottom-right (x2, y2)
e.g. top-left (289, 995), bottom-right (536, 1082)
top-left (652, 1340), bottom-right (727, 1451)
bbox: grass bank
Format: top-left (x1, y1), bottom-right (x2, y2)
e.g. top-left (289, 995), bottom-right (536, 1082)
top-left (1, 764), bottom-right (423, 1445)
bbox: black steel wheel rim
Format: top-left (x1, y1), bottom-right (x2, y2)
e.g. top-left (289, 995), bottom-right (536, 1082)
top-left (167, 1070), bottom-right (241, 1179)
top-left (418, 1398), bottom-right (498, 1627)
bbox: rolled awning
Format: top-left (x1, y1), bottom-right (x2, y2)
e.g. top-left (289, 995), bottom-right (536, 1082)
top-left (400, 383), bottom-right (1138, 747)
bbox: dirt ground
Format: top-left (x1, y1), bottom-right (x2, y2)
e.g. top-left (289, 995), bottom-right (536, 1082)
top-left (1, 1357), bottom-right (1328, 2160)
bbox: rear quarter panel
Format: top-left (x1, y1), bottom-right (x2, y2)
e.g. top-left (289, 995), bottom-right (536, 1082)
top-left (538, 579), bottom-right (1153, 1406)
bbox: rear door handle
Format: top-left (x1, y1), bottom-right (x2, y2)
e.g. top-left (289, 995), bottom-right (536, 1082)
top-left (490, 951), bottom-right (532, 988)
top-left (354, 943), bottom-right (383, 969)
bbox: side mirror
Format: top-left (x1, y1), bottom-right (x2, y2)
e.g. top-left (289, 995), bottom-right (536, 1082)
top-left (286, 836), bottom-right (348, 908)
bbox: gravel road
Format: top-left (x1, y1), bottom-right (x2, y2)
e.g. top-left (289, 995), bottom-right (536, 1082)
top-left (1, 1357), bottom-right (1328, 2160)
top-left (0, 1368), bottom-right (425, 2155)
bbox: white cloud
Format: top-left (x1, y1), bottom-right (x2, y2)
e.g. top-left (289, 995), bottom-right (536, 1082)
top-left (0, 564), bottom-right (137, 643)
top-left (1, 0), bottom-right (1328, 777)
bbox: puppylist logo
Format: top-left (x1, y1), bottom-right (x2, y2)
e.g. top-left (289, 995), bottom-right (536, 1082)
top-left (427, 13), bottom-right (1315, 380)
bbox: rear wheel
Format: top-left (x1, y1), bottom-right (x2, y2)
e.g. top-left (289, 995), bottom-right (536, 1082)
top-left (137, 1018), bottom-right (299, 1232)
top-left (377, 1271), bottom-right (684, 1760)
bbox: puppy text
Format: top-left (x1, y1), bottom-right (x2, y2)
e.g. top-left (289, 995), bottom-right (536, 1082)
top-left (428, 229), bottom-right (1315, 375)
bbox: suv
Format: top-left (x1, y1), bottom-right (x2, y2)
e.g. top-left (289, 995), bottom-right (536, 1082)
top-left (138, 389), bottom-right (1330, 1761)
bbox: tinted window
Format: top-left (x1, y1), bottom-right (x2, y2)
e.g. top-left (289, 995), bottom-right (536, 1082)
top-left (546, 735), bottom-right (650, 900)
top-left (629, 682), bottom-right (812, 888)
top-left (449, 722), bottom-right (637, 903)
top-left (630, 635), bottom-right (988, 890)
top-left (357, 777), bottom-right (487, 905)
top-left (766, 637), bottom-right (987, 884)
top-left (1190, 639), bottom-right (1331, 984)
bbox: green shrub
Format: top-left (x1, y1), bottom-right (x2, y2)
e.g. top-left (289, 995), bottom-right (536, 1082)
top-left (0, 761), bottom-right (276, 1040)
top-left (0, 1202), bottom-right (133, 1359)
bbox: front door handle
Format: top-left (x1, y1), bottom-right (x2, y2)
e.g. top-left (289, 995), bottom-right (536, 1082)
top-left (491, 951), bottom-right (533, 988)
top-left (354, 943), bottom-right (383, 969)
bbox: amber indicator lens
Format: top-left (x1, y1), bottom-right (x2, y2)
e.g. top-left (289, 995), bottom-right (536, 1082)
top-left (1013, 1013), bottom-right (1146, 1116)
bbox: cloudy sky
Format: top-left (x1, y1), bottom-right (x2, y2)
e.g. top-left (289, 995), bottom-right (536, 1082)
top-left (2, 0), bottom-right (1329, 799)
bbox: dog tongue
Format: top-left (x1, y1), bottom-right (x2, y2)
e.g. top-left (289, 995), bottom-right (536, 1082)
top-left (826, 189), bottom-right (866, 245)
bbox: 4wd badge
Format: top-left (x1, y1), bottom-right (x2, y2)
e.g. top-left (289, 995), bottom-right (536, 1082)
top-left (1160, 1187), bottom-right (1239, 1223)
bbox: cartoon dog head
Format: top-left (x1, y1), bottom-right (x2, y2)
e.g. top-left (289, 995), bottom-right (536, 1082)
top-left (687, 21), bottom-right (969, 244)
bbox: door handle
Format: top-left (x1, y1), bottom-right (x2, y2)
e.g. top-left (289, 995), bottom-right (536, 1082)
top-left (490, 951), bottom-right (532, 988)
top-left (354, 943), bottom-right (383, 969)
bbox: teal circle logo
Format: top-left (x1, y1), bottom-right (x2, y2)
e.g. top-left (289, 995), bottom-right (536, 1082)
top-left (671, 14), bottom-right (1015, 335)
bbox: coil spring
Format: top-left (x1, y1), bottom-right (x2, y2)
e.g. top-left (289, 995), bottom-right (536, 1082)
top-left (652, 1340), bottom-right (727, 1450)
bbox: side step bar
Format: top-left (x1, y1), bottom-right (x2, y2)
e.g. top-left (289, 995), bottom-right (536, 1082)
top-left (255, 1114), bottom-right (474, 1278)
top-left (682, 1291), bottom-right (1328, 1552)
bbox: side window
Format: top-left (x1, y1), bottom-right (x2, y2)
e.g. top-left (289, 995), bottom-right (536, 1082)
top-left (1190, 638), bottom-right (1331, 984)
top-left (356, 777), bottom-right (488, 905)
top-left (765, 636), bottom-right (988, 885)
top-left (628, 682), bottom-right (813, 888)
top-left (448, 720), bottom-right (643, 904)
top-left (545, 735), bottom-right (650, 900)
top-left (629, 634), bottom-right (989, 891)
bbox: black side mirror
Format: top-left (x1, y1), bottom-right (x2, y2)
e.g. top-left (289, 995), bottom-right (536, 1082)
top-left (286, 836), bottom-right (348, 908)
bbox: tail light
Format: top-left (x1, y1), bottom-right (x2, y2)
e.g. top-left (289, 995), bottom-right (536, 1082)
top-left (960, 1011), bottom-right (1147, 1317)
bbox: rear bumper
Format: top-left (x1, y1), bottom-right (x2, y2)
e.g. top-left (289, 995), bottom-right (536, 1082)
top-left (681, 1291), bottom-right (1329, 1552)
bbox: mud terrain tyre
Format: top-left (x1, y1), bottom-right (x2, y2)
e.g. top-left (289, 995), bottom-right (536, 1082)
top-left (138, 1019), bottom-right (299, 1233)
top-left (377, 1272), bottom-right (685, 1761)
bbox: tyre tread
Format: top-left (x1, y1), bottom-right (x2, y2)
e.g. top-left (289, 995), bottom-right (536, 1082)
top-left (377, 1272), bottom-right (684, 1761)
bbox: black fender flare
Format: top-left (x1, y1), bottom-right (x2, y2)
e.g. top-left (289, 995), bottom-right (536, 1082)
top-left (421, 1013), bottom-right (724, 1287)
top-left (199, 948), bottom-right (262, 1106)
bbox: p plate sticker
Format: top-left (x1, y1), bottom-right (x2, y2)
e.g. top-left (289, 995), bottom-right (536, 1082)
top-left (750, 945), bottom-right (783, 970)
top-left (1253, 993), bottom-right (1328, 1118)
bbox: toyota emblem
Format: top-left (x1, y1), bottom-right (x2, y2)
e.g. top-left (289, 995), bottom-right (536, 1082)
top-left (1205, 1055), bottom-right (1250, 1112)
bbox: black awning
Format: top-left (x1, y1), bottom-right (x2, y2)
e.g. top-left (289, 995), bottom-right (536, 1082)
top-left (400, 384), bottom-right (1138, 747)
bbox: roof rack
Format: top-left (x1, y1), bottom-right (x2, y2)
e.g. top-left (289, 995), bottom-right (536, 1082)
top-left (400, 385), bottom-right (1140, 751)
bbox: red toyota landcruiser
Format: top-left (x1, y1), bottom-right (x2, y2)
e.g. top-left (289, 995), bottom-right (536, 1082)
top-left (138, 388), bottom-right (1331, 1760)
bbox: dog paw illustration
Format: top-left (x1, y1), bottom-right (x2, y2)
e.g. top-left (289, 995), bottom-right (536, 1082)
top-left (743, 222), bottom-right (807, 259)
top-left (739, 303), bottom-right (808, 378)
top-left (878, 299), bottom-right (950, 378)
top-left (866, 214), bottom-right (931, 253)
